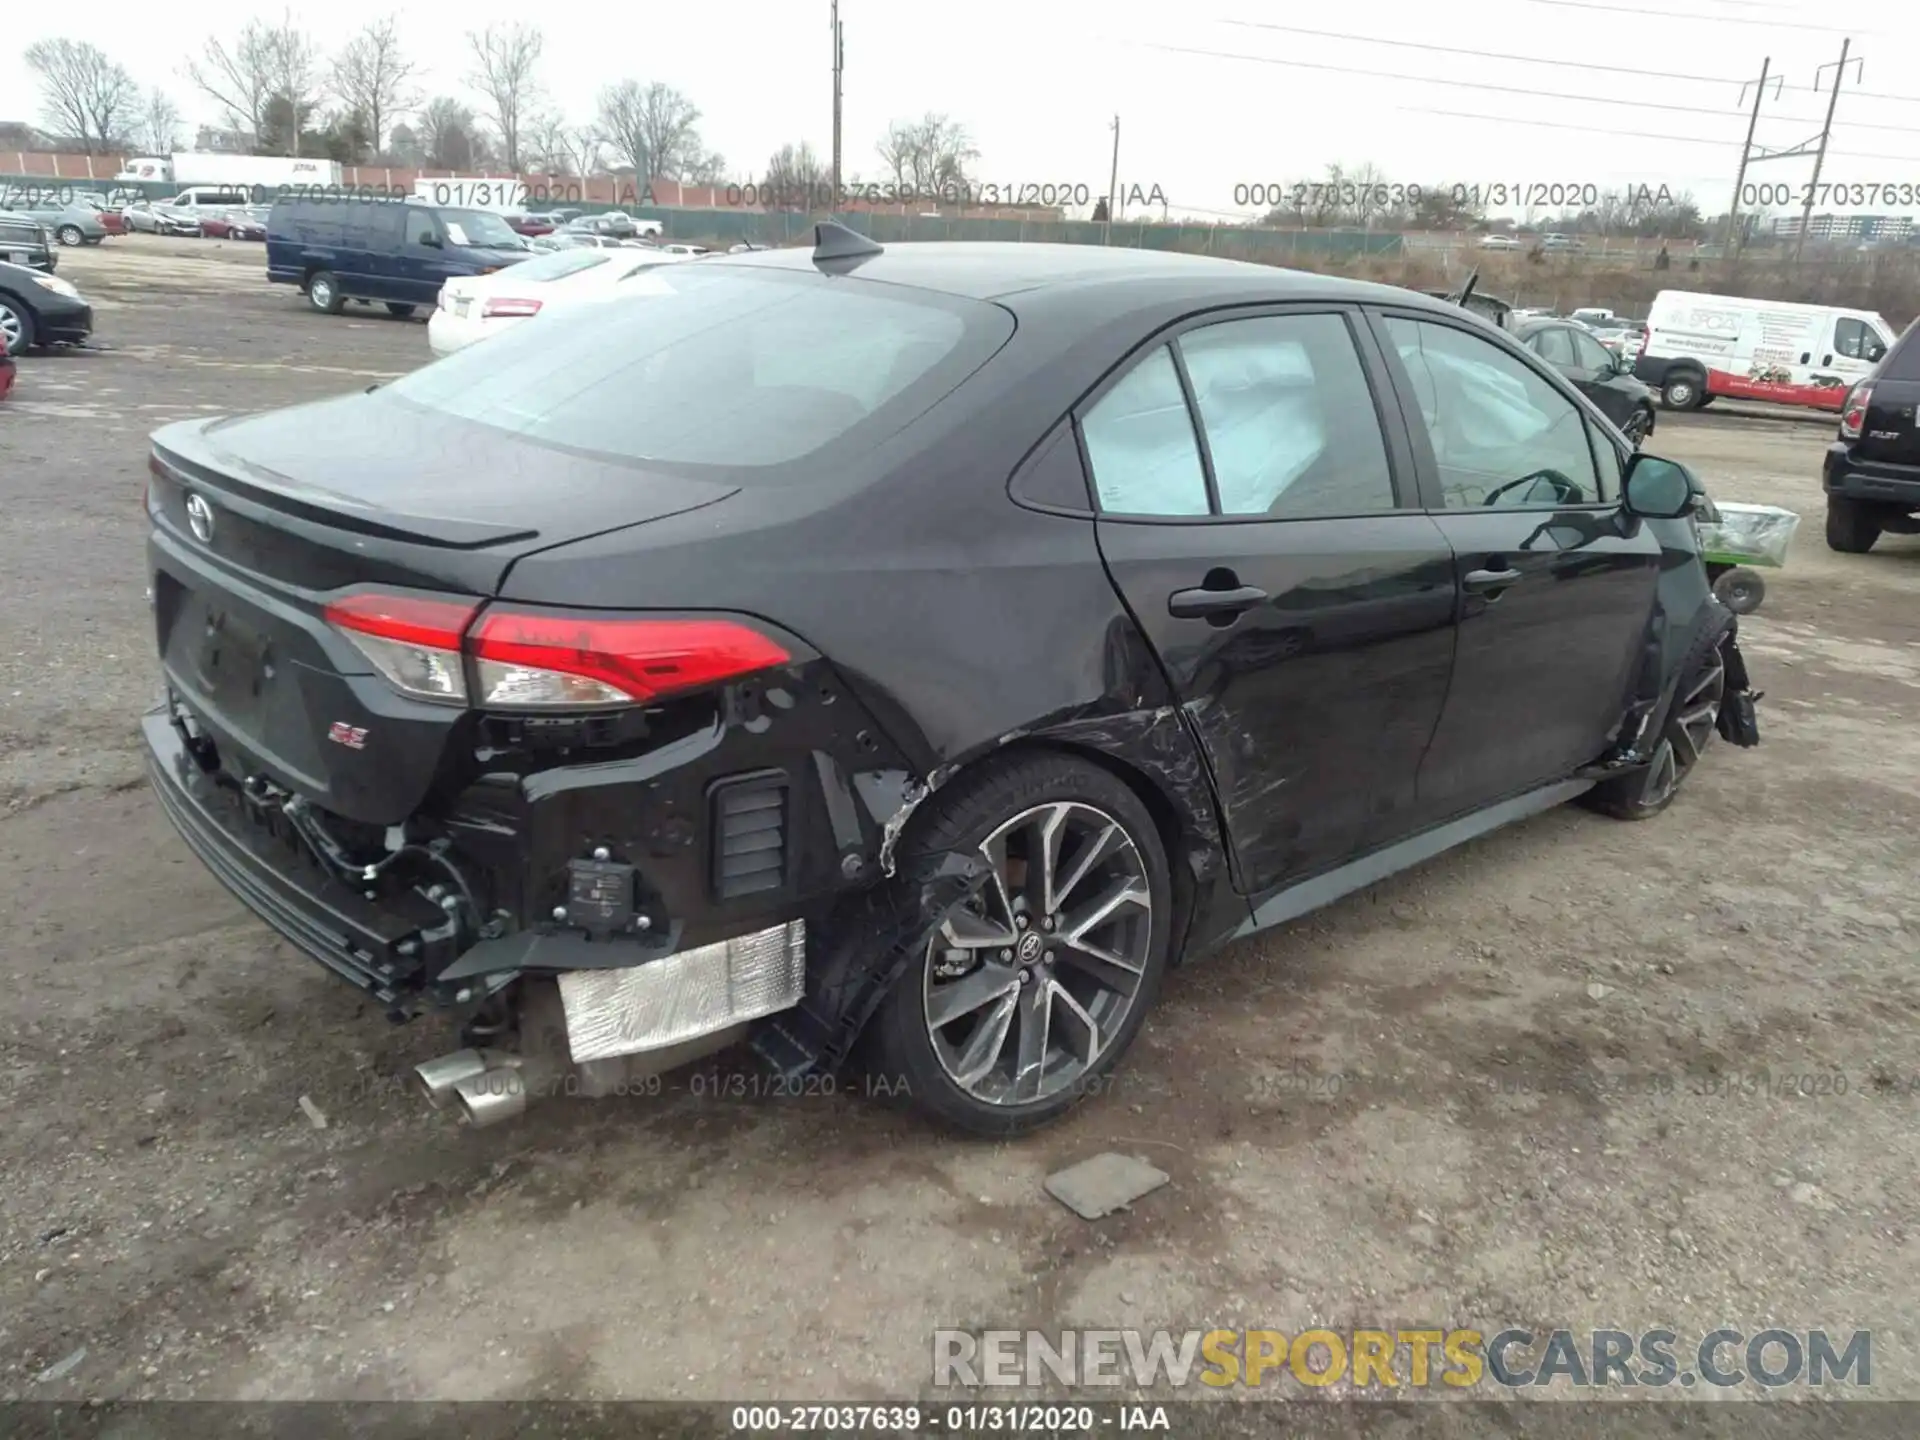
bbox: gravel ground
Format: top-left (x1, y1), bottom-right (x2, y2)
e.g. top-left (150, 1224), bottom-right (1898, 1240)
top-left (2, 235), bottom-right (1916, 1413)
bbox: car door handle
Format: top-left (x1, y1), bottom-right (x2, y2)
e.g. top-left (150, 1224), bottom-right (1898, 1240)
top-left (1463, 567), bottom-right (1523, 594)
top-left (1799, 352), bottom-right (1811, 364)
top-left (1169, 584), bottom-right (1268, 619)
top-left (1822, 354), bottom-right (1833, 366)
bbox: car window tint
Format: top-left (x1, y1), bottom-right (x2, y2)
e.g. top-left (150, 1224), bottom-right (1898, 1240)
top-left (1572, 331), bottom-right (1616, 371)
top-left (404, 209), bottom-right (438, 245)
top-left (1178, 313), bottom-right (1394, 517)
top-left (1080, 346), bottom-right (1210, 516)
top-left (1532, 327), bottom-right (1577, 368)
top-left (1385, 316), bottom-right (1603, 508)
top-left (381, 266), bottom-right (1001, 472)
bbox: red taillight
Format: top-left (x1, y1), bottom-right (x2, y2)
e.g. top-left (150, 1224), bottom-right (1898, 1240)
top-left (481, 297), bottom-right (542, 319)
top-left (322, 591), bottom-right (790, 711)
top-left (1841, 383), bottom-right (1873, 440)
top-left (468, 611), bottom-right (790, 710)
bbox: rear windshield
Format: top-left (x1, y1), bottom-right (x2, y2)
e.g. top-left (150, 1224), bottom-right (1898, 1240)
top-left (383, 264), bottom-right (1011, 470)
top-left (1881, 321), bottom-right (1920, 382)
top-left (508, 249), bottom-right (611, 282)
top-left (438, 208), bottom-right (524, 249)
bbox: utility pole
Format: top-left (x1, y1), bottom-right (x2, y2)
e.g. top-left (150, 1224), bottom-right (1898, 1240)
top-left (1104, 115), bottom-right (1120, 245)
top-left (1724, 58), bottom-right (1772, 255)
top-left (1796, 38), bottom-right (1857, 265)
top-left (830, 0), bottom-right (844, 208)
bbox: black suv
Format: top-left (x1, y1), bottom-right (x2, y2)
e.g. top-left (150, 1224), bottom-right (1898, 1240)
top-left (1824, 319), bottom-right (1920, 552)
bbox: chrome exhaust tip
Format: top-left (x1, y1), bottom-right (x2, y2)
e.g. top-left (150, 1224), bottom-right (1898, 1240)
top-left (451, 1065), bottom-right (530, 1128)
top-left (414, 1049), bottom-right (516, 1108)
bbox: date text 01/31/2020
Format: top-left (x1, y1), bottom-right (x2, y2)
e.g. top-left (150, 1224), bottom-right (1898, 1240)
top-left (719, 181), bottom-right (1170, 210)
top-left (1232, 181), bottom-right (1682, 210)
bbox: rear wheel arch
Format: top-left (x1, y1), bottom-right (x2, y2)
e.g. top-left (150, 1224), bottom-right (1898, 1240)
top-left (900, 734), bottom-right (1208, 965)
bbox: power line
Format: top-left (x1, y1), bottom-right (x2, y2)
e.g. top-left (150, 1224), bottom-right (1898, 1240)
top-left (1135, 40), bottom-right (1920, 133)
top-left (1507, 0), bottom-right (1891, 37)
top-left (1217, 20), bottom-right (1747, 87)
top-left (1207, 21), bottom-right (1920, 128)
top-left (1399, 103), bottom-right (1918, 164)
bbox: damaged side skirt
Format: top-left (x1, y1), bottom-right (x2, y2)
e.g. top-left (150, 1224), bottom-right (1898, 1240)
top-left (751, 850), bottom-right (992, 1081)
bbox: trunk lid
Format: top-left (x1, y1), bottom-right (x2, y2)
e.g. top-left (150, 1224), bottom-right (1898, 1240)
top-left (147, 399), bottom-right (739, 823)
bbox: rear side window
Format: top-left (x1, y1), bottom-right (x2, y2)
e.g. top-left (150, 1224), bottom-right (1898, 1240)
top-left (1080, 345), bottom-right (1210, 516)
top-left (1882, 322), bottom-right (1920, 381)
top-left (1178, 313), bottom-right (1395, 517)
top-left (381, 266), bottom-right (1006, 471)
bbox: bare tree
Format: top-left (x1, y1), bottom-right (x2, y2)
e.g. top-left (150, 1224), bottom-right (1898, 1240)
top-left (186, 16), bottom-right (318, 154)
top-left (331, 18), bottom-right (419, 156)
top-left (596, 80), bottom-right (709, 181)
top-left (140, 89), bottom-right (183, 154)
top-left (466, 24), bottom-right (543, 171)
top-left (873, 113), bottom-right (977, 195)
top-left (24, 39), bottom-right (137, 153)
top-left (418, 95), bottom-right (483, 171)
top-left (684, 149), bottom-right (728, 185)
top-left (761, 141), bottom-right (828, 208)
top-left (524, 113), bottom-right (595, 175)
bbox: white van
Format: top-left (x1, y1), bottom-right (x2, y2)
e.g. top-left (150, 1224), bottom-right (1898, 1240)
top-left (1636, 289), bottom-right (1895, 413)
top-left (160, 186), bottom-right (253, 216)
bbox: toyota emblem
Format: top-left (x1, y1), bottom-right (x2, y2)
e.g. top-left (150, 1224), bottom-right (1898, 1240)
top-left (185, 493), bottom-right (215, 544)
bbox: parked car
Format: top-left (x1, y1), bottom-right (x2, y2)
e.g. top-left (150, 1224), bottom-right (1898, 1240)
top-left (507, 212), bottom-right (556, 237)
top-left (2, 201), bottom-right (108, 247)
top-left (1823, 319), bottom-right (1920, 553)
top-left (1636, 289), bottom-right (1894, 413)
top-left (534, 232), bottom-right (627, 253)
top-left (660, 243), bottom-right (711, 256)
top-left (0, 215), bottom-right (55, 272)
top-left (1513, 317), bottom-right (1658, 446)
top-left (1477, 234), bottom-right (1521, 251)
top-left (0, 257), bottom-right (93, 350)
top-left (266, 195), bottom-right (532, 317)
top-left (201, 207), bottom-right (268, 240)
top-left (123, 202), bottom-right (203, 237)
top-left (139, 231), bottom-right (1758, 1135)
top-left (0, 330), bottom-right (14, 402)
top-left (1541, 233), bottom-right (1587, 253)
top-left (429, 246), bottom-right (688, 356)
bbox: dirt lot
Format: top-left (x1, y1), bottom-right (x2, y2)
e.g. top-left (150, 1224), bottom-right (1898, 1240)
top-left (2, 235), bottom-right (1917, 1411)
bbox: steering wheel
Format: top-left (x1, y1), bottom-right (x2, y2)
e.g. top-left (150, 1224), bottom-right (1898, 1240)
top-left (1482, 469), bottom-right (1582, 507)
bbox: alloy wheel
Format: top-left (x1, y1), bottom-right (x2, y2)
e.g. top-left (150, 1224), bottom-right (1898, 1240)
top-left (922, 801), bottom-right (1153, 1106)
top-left (0, 304), bottom-right (23, 350)
top-left (1640, 653), bottom-right (1726, 807)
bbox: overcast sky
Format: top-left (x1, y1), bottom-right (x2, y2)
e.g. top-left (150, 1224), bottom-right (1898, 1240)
top-left (5, 1), bottom-right (1920, 219)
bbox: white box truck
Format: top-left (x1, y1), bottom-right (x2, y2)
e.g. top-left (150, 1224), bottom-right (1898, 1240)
top-left (115, 154), bottom-right (344, 191)
top-left (1636, 289), bottom-right (1896, 414)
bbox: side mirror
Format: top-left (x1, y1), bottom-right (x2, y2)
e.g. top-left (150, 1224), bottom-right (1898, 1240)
top-left (1866, 344), bottom-right (1887, 364)
top-left (421, 231), bottom-right (443, 249)
top-left (1621, 454), bottom-right (1696, 519)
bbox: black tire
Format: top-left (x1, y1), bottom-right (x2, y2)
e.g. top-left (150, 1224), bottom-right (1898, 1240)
top-left (865, 751), bottom-right (1173, 1136)
top-left (307, 270), bottom-right (345, 315)
top-left (1661, 372), bottom-right (1705, 410)
top-left (1825, 497), bottom-right (1881, 554)
top-left (56, 225), bottom-right (84, 247)
top-left (1713, 567), bottom-right (1766, 614)
top-left (0, 292), bottom-right (36, 352)
top-left (1582, 623), bottom-right (1729, 822)
top-left (385, 303), bottom-right (417, 319)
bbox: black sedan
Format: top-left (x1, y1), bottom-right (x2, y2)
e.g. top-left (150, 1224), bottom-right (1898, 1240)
top-left (140, 228), bottom-right (1758, 1135)
top-left (1513, 316), bottom-right (1658, 447)
top-left (0, 258), bottom-right (93, 350)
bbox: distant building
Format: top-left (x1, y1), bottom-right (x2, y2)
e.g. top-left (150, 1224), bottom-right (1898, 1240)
top-left (1771, 212), bottom-right (1914, 243)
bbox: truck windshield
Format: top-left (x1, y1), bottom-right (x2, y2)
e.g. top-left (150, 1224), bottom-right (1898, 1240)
top-left (438, 209), bottom-right (525, 249)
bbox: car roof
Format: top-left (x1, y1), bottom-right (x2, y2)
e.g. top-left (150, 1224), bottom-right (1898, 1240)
top-left (704, 240), bottom-right (1439, 309)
